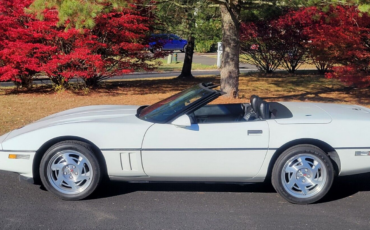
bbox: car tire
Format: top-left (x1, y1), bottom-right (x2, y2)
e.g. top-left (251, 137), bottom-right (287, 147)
top-left (180, 44), bottom-right (187, 53)
top-left (271, 144), bottom-right (334, 204)
top-left (40, 141), bottom-right (102, 200)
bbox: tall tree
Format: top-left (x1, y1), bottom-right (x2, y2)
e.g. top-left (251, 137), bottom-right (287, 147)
top-left (219, 0), bottom-right (241, 98)
top-left (0, 0), bottom-right (57, 88)
top-left (29, 0), bottom-right (131, 29)
top-left (156, 0), bottom-right (197, 78)
top-left (0, 0), bottom-right (161, 89)
top-left (154, 0), bottom-right (216, 79)
top-left (207, 0), bottom-right (294, 97)
top-left (207, 0), bottom-right (370, 97)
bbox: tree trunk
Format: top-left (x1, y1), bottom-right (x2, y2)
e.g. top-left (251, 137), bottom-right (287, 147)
top-left (178, 36), bottom-right (195, 79)
top-left (20, 76), bottom-right (33, 89)
top-left (219, 1), bottom-right (241, 98)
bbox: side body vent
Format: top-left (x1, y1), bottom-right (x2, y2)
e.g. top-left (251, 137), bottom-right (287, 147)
top-left (120, 152), bottom-right (139, 171)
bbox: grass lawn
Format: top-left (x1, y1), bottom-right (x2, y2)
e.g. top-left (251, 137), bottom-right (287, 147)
top-left (154, 58), bottom-right (218, 72)
top-left (1, 72), bottom-right (370, 136)
top-left (203, 54), bottom-right (318, 70)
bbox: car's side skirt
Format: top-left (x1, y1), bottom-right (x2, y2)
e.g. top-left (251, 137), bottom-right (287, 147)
top-left (109, 176), bottom-right (266, 183)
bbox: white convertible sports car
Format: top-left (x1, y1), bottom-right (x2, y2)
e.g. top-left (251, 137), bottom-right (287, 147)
top-left (1, 82), bottom-right (370, 204)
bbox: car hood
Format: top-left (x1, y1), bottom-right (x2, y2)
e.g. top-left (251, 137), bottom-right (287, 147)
top-left (38, 105), bottom-right (140, 122)
top-left (3, 105), bottom-right (143, 142)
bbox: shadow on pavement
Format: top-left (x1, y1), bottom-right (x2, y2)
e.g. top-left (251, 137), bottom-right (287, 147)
top-left (88, 180), bottom-right (275, 200)
top-left (88, 172), bottom-right (370, 203)
top-left (319, 172), bottom-right (370, 203)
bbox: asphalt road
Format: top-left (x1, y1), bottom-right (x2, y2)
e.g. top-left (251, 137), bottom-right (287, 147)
top-left (0, 53), bottom-right (258, 87)
top-left (1, 170), bottom-right (370, 230)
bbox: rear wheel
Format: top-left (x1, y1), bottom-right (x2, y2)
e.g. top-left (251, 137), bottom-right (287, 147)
top-left (40, 141), bottom-right (102, 200)
top-left (180, 44), bottom-right (187, 53)
top-left (272, 144), bottom-right (334, 204)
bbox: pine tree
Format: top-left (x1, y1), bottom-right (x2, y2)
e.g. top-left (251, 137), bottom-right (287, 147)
top-left (29, 0), bottom-right (131, 29)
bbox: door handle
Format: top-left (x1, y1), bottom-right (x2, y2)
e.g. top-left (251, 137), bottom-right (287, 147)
top-left (248, 130), bottom-right (263, 135)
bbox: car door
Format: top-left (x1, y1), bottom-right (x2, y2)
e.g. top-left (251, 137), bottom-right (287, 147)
top-left (162, 34), bottom-right (173, 50)
top-left (169, 35), bottom-right (181, 50)
top-left (141, 120), bottom-right (269, 181)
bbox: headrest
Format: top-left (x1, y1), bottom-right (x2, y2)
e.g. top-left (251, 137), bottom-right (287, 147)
top-left (250, 95), bottom-right (260, 112)
top-left (259, 101), bottom-right (270, 119)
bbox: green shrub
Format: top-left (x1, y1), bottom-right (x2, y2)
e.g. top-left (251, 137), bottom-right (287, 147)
top-left (195, 40), bottom-right (216, 53)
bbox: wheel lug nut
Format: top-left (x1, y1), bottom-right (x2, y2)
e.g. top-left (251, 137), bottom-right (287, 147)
top-left (64, 172), bottom-right (67, 175)
top-left (75, 172), bottom-right (78, 175)
top-left (303, 179), bottom-right (306, 182)
top-left (69, 176), bottom-right (73, 179)
top-left (305, 169), bottom-right (308, 172)
top-left (73, 166), bottom-right (76, 169)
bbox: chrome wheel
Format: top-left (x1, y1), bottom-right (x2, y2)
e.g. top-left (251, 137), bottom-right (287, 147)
top-left (281, 154), bottom-right (327, 199)
top-left (47, 150), bottom-right (93, 195)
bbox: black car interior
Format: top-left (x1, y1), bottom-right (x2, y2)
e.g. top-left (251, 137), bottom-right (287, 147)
top-left (189, 95), bottom-right (293, 124)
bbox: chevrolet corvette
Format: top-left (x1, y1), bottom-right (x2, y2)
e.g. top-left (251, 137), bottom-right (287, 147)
top-left (1, 82), bottom-right (370, 204)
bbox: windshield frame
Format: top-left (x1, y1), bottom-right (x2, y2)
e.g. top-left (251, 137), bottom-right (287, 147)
top-left (137, 83), bottom-right (221, 123)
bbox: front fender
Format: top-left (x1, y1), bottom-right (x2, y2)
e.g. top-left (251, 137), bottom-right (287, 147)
top-left (2, 122), bottom-right (152, 151)
top-left (0, 132), bottom-right (11, 150)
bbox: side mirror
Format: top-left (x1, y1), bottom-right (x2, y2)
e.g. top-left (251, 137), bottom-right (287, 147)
top-left (171, 115), bottom-right (191, 127)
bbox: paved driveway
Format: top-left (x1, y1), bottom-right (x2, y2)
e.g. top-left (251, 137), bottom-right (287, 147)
top-left (1, 170), bottom-right (370, 229)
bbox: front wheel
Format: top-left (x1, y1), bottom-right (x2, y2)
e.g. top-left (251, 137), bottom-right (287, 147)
top-left (272, 144), bottom-right (334, 204)
top-left (40, 141), bottom-right (102, 200)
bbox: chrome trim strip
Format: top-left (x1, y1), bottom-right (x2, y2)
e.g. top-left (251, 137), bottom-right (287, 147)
top-left (109, 176), bottom-right (257, 183)
top-left (142, 148), bottom-right (272, 151)
top-left (100, 148), bottom-right (141, 151)
top-left (355, 151), bottom-right (370, 156)
top-left (0, 150), bottom-right (36, 152)
top-left (335, 147), bottom-right (370, 150)
top-left (14, 154), bottom-right (30, 160)
top-left (101, 148), bottom-right (278, 151)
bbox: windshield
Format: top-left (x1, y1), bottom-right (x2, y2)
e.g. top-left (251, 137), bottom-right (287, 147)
top-left (138, 84), bottom-right (215, 123)
top-left (170, 35), bottom-right (181, 40)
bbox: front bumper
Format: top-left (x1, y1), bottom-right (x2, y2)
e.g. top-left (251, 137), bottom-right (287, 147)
top-left (19, 174), bottom-right (34, 184)
top-left (0, 151), bottom-right (35, 179)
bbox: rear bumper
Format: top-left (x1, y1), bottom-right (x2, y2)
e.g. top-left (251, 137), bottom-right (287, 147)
top-left (337, 148), bottom-right (370, 176)
top-left (0, 151), bottom-right (35, 179)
